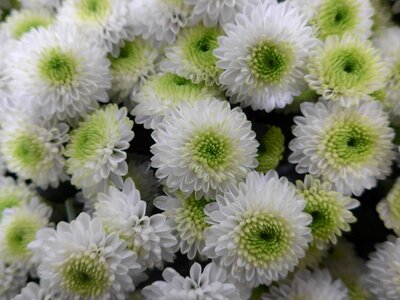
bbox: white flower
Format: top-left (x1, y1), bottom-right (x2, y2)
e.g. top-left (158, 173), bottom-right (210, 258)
top-left (203, 171), bottom-right (312, 287)
top-left (29, 212), bottom-right (141, 299)
top-left (154, 191), bottom-right (212, 259)
top-left (142, 262), bottom-right (243, 300)
top-left (0, 261), bottom-right (28, 300)
top-left (0, 176), bottom-right (37, 219)
top-left (365, 237), bottom-right (400, 300)
top-left (0, 117), bottom-right (68, 189)
top-left (151, 99), bottom-right (259, 199)
top-left (0, 9), bottom-right (54, 40)
top-left (289, 0), bottom-right (373, 40)
top-left (6, 26), bottom-right (111, 122)
top-left (185, 0), bottom-right (258, 27)
top-left (377, 177), bottom-right (400, 235)
top-left (125, 156), bottom-right (160, 205)
top-left (305, 33), bottom-right (387, 107)
top-left (13, 282), bottom-right (51, 300)
top-left (289, 100), bottom-right (395, 196)
top-left (109, 38), bottom-right (159, 101)
top-left (131, 72), bottom-right (221, 130)
top-left (130, 0), bottom-right (191, 46)
top-left (215, 0), bottom-right (318, 112)
top-left (65, 104), bottom-right (134, 198)
top-left (372, 27), bottom-right (400, 118)
top-left (0, 198), bottom-right (52, 267)
top-left (160, 24), bottom-right (222, 85)
top-left (57, 0), bottom-right (134, 55)
top-left (262, 269), bottom-right (349, 300)
top-left (94, 178), bottom-right (177, 270)
top-left (296, 175), bottom-right (359, 249)
top-left (0, 36), bottom-right (17, 120)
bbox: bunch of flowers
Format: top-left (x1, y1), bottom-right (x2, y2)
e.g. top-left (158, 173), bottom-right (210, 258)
top-left (0, 0), bottom-right (399, 299)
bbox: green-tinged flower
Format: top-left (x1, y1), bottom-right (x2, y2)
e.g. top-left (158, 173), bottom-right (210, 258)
top-left (0, 199), bottom-right (52, 266)
top-left (297, 244), bottom-right (328, 270)
top-left (132, 73), bottom-right (222, 130)
top-left (0, 177), bottom-right (36, 220)
top-left (162, 25), bottom-right (222, 85)
top-left (155, 191), bottom-right (212, 259)
top-left (377, 178), bottom-right (400, 235)
top-left (76, 0), bottom-right (110, 21)
top-left (292, 0), bottom-right (373, 40)
top-left (296, 175), bottom-right (359, 249)
top-left (109, 38), bottom-right (158, 100)
top-left (306, 34), bottom-right (387, 107)
top-left (256, 126), bottom-right (285, 172)
top-left (65, 104), bottom-right (134, 197)
top-left (1, 9), bottom-right (54, 40)
top-left (0, 120), bottom-right (68, 189)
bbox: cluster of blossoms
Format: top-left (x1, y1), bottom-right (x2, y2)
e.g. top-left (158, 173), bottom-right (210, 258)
top-left (0, 0), bottom-right (399, 299)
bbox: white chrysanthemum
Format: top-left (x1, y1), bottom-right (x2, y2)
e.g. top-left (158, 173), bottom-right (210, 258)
top-left (203, 171), bottom-right (312, 286)
top-left (296, 175), bottom-right (359, 249)
top-left (0, 198), bottom-right (52, 267)
top-left (377, 177), bottom-right (400, 235)
top-left (6, 26), bottom-right (111, 122)
top-left (125, 157), bottom-right (160, 204)
top-left (372, 27), bottom-right (400, 118)
top-left (154, 191), bottom-right (212, 260)
top-left (215, 0), bottom-right (318, 112)
top-left (142, 262), bottom-right (243, 300)
top-left (151, 99), bottom-right (259, 199)
top-left (0, 118), bottom-right (68, 189)
top-left (0, 261), bottom-right (28, 300)
top-left (305, 34), bottom-right (387, 107)
top-left (94, 178), bottom-right (177, 270)
top-left (185, 0), bottom-right (258, 27)
top-left (289, 100), bottom-right (395, 196)
top-left (0, 36), bottom-right (17, 120)
top-left (131, 73), bottom-right (221, 129)
top-left (58, 0), bottom-right (134, 55)
top-left (29, 212), bottom-right (141, 299)
top-left (130, 0), bottom-right (191, 46)
top-left (161, 25), bottom-right (222, 85)
top-left (13, 282), bottom-right (50, 300)
top-left (109, 38), bottom-right (159, 101)
top-left (19, 0), bottom-right (61, 11)
top-left (0, 9), bottom-right (54, 40)
top-left (263, 269), bottom-right (349, 300)
top-left (290, 0), bottom-right (373, 40)
top-left (65, 104), bottom-right (134, 198)
top-left (365, 237), bottom-right (400, 300)
top-left (0, 176), bottom-right (37, 219)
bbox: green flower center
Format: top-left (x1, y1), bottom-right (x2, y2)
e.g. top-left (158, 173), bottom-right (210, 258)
top-left (182, 26), bottom-right (221, 80)
top-left (190, 130), bottom-right (231, 172)
top-left (4, 215), bottom-right (41, 261)
top-left (314, 0), bottom-right (359, 39)
top-left (10, 133), bottom-right (45, 169)
top-left (248, 41), bottom-right (294, 85)
top-left (68, 114), bottom-right (108, 162)
top-left (322, 46), bottom-right (373, 89)
top-left (109, 40), bottom-right (144, 73)
top-left (12, 15), bottom-right (53, 39)
top-left (321, 120), bottom-right (376, 168)
top-left (61, 253), bottom-right (110, 297)
top-left (176, 195), bottom-right (210, 240)
top-left (38, 48), bottom-right (77, 86)
top-left (77, 0), bottom-right (110, 21)
top-left (302, 188), bottom-right (343, 243)
top-left (153, 73), bottom-right (205, 104)
top-left (237, 212), bottom-right (291, 267)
